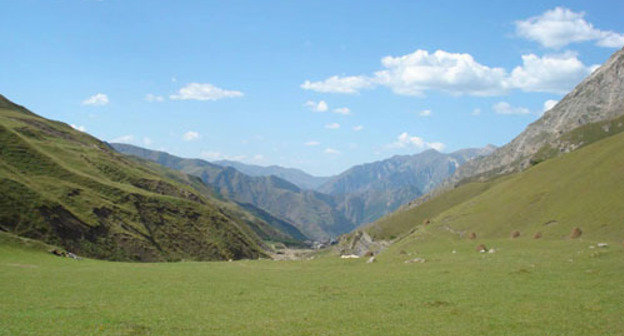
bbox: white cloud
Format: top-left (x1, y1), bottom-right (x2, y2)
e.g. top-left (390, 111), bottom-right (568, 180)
top-left (472, 108), bottom-right (481, 116)
top-left (182, 131), bottom-right (200, 141)
top-left (82, 93), bottom-right (109, 106)
top-left (70, 124), bottom-right (87, 132)
top-left (305, 141), bottom-right (321, 146)
top-left (301, 75), bottom-right (373, 94)
top-left (145, 94), bottom-right (164, 102)
top-left (353, 125), bottom-right (364, 131)
top-left (111, 134), bottom-right (134, 143)
top-left (375, 50), bottom-right (508, 96)
top-left (325, 122), bottom-right (341, 129)
top-left (507, 52), bottom-right (596, 94)
top-left (515, 7), bottom-right (624, 49)
top-left (324, 148), bottom-right (341, 155)
top-left (543, 99), bottom-right (559, 112)
top-left (493, 102), bottom-right (531, 115)
top-left (200, 151), bottom-right (247, 161)
top-left (304, 100), bottom-right (328, 112)
top-left (300, 48), bottom-right (598, 96)
top-left (143, 137), bottom-right (153, 146)
top-left (170, 83), bottom-right (243, 101)
top-left (389, 132), bottom-right (445, 151)
top-left (419, 109), bottom-right (432, 117)
top-left (332, 107), bottom-right (351, 115)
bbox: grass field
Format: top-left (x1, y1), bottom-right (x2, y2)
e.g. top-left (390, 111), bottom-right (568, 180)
top-left (2, 232), bottom-right (623, 335)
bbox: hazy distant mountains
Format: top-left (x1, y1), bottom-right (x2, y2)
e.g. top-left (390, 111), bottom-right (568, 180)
top-left (114, 143), bottom-right (495, 240)
top-left (214, 160), bottom-right (331, 190)
top-left (112, 144), bottom-right (354, 240)
top-left (318, 147), bottom-right (496, 224)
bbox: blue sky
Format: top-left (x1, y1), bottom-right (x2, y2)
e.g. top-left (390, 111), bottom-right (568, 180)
top-left (2, 1), bottom-right (623, 176)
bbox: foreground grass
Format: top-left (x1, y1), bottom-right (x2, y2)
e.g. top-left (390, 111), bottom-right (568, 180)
top-left (1, 234), bottom-right (623, 335)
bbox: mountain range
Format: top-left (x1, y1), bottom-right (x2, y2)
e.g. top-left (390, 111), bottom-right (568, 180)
top-left (113, 143), bottom-right (494, 240)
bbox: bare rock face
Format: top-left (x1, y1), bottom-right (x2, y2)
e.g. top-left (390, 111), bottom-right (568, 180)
top-left (449, 47), bottom-right (624, 185)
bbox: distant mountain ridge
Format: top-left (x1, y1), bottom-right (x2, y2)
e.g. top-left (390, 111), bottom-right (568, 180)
top-left (112, 144), bottom-right (355, 240)
top-left (214, 160), bottom-right (332, 190)
top-left (318, 146), bottom-right (496, 224)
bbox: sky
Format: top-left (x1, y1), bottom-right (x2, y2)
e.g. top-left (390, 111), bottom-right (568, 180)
top-left (1, 1), bottom-right (623, 176)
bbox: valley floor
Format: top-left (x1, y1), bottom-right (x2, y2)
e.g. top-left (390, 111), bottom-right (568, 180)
top-left (1, 234), bottom-right (623, 335)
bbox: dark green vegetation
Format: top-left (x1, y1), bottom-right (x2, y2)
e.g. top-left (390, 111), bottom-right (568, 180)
top-left (113, 143), bottom-right (355, 240)
top-left (368, 122), bottom-right (624, 242)
top-left (2, 231), bottom-right (623, 335)
top-left (0, 95), bottom-right (304, 261)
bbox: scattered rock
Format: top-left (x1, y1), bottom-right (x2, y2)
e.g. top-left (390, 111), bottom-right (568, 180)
top-left (452, 250), bottom-right (457, 254)
top-left (510, 230), bottom-right (520, 238)
top-left (533, 232), bottom-right (542, 239)
top-left (366, 256), bottom-right (376, 264)
top-left (476, 244), bottom-right (487, 252)
top-left (340, 254), bottom-right (360, 259)
top-left (468, 232), bottom-right (477, 240)
top-left (423, 219), bottom-right (431, 226)
top-left (570, 227), bottom-right (582, 239)
top-left (589, 245), bottom-right (595, 249)
top-left (597, 243), bottom-right (608, 248)
top-left (405, 258), bottom-right (426, 264)
top-left (488, 248), bottom-right (496, 254)
top-left (49, 249), bottom-right (82, 260)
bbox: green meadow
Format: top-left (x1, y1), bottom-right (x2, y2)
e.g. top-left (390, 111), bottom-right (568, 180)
top-left (2, 232), bottom-right (623, 336)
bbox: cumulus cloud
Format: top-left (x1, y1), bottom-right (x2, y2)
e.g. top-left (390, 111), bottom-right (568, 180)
top-left (472, 108), bottom-right (482, 116)
top-left (301, 48), bottom-right (598, 96)
top-left (170, 83), bottom-right (243, 101)
top-left (333, 107), bottom-right (351, 115)
top-left (507, 52), bottom-right (596, 94)
top-left (492, 102), bottom-right (531, 115)
top-left (375, 50), bottom-right (509, 96)
top-left (111, 134), bottom-right (134, 143)
top-left (305, 141), bottom-right (320, 146)
top-left (301, 75), bottom-right (373, 94)
top-left (324, 148), bottom-right (341, 155)
top-left (515, 7), bottom-right (624, 49)
top-left (543, 99), bottom-right (559, 112)
top-left (389, 132), bottom-right (445, 151)
top-left (325, 122), bottom-right (340, 129)
top-left (82, 93), bottom-right (109, 106)
top-left (353, 125), bottom-right (364, 131)
top-left (70, 124), bottom-right (87, 132)
top-left (182, 131), bottom-right (200, 141)
top-left (145, 94), bottom-right (164, 102)
top-left (419, 109), bottom-right (432, 117)
top-left (304, 100), bottom-right (328, 112)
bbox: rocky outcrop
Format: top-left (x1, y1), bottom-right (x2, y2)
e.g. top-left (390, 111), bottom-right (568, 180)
top-left (449, 47), bottom-right (624, 185)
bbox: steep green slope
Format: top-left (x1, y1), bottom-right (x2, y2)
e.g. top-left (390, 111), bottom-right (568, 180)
top-left (113, 143), bottom-right (355, 240)
top-left (369, 130), bottom-right (624, 242)
top-left (0, 95), bottom-right (275, 261)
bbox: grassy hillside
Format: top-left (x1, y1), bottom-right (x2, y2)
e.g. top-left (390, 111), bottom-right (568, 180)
top-left (0, 95), bottom-right (287, 261)
top-left (2, 231), bottom-right (623, 335)
top-left (368, 129), bottom-right (624, 242)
